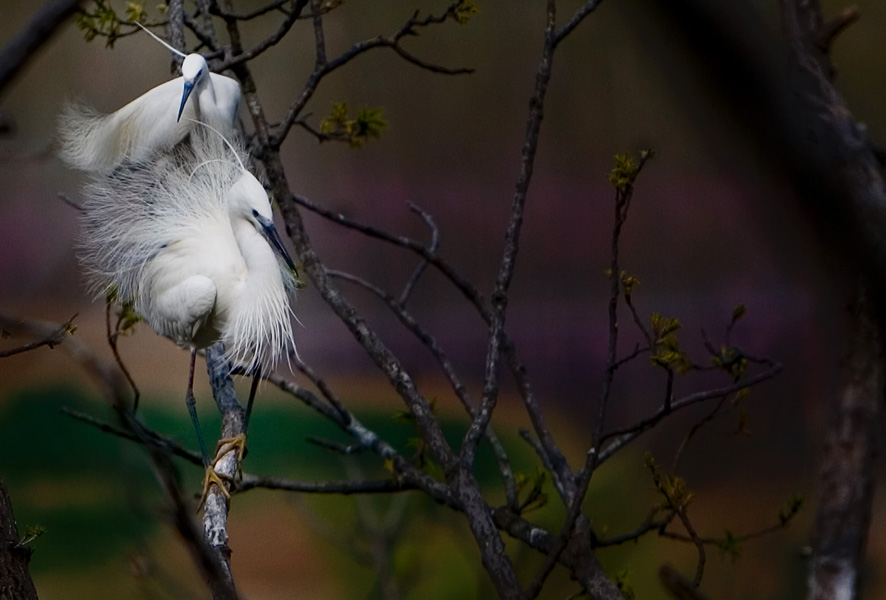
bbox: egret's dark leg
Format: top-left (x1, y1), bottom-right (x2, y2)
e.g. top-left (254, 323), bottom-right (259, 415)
top-left (185, 348), bottom-right (210, 467)
top-left (244, 367), bottom-right (261, 431)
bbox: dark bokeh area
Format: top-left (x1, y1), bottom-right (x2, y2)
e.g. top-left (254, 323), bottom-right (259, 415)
top-left (1, 1), bottom-right (885, 599)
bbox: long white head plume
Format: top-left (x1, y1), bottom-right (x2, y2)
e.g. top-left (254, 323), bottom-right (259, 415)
top-left (134, 22), bottom-right (188, 59)
top-left (186, 118), bottom-right (246, 171)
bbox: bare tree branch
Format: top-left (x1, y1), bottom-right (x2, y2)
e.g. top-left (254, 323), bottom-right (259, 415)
top-left (272, 3), bottom-right (472, 147)
top-left (0, 314), bottom-right (76, 358)
top-left (0, 0), bottom-right (82, 94)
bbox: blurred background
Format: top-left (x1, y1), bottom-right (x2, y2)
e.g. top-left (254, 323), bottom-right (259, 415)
top-left (1, 0), bottom-right (884, 598)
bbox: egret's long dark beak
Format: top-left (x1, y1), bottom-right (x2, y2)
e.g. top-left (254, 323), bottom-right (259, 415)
top-left (178, 80), bottom-right (195, 122)
top-left (257, 215), bottom-right (298, 275)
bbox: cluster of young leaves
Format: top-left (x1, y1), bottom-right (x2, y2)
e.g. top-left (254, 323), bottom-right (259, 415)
top-left (75, 1), bottom-right (154, 47)
top-left (320, 102), bottom-right (388, 149)
top-left (650, 312), bottom-right (692, 374)
top-left (607, 149), bottom-right (653, 190)
top-left (779, 493), bottom-right (806, 526)
top-left (608, 153), bottom-right (638, 189)
top-left (104, 287), bottom-right (143, 334)
top-left (620, 270), bottom-right (640, 296)
top-left (514, 469), bottom-right (549, 515)
top-left (716, 529), bottom-right (742, 562)
top-left (645, 452), bottom-right (694, 512)
top-left (453, 0), bottom-right (480, 25)
top-left (393, 399), bottom-right (440, 476)
top-left (613, 569), bottom-right (637, 600)
top-left (710, 305), bottom-right (750, 380)
top-left (710, 345), bottom-right (749, 381)
top-left (17, 524), bottom-right (46, 550)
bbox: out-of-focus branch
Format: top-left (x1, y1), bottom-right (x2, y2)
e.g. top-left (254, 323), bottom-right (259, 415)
top-left (0, 313), bottom-right (76, 357)
top-left (237, 475), bottom-right (409, 495)
top-left (215, 0), bottom-right (309, 71)
top-left (3, 312), bottom-right (238, 598)
top-left (61, 406), bottom-right (204, 466)
top-left (659, 565), bottom-right (711, 600)
top-left (166, 0), bottom-right (185, 73)
top-left (807, 279), bottom-right (881, 600)
top-left (0, 478), bottom-right (39, 600)
top-left (0, 0), bottom-right (83, 94)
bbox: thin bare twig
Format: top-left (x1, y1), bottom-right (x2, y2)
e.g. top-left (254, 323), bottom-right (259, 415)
top-left (105, 302), bottom-right (140, 411)
top-left (0, 314), bottom-right (76, 358)
top-left (272, 3), bottom-right (472, 147)
top-left (599, 363), bottom-right (783, 463)
top-left (328, 267), bottom-right (519, 509)
top-left (399, 202), bottom-right (440, 306)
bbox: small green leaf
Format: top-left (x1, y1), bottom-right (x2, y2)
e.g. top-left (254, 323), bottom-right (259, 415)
top-left (608, 153), bottom-right (638, 189)
top-left (125, 1), bottom-right (147, 23)
top-left (717, 529), bottom-right (741, 562)
top-left (453, 0), bottom-right (479, 24)
top-left (620, 271), bottom-right (639, 296)
top-left (650, 313), bottom-right (691, 373)
top-left (614, 569), bottom-right (636, 600)
top-left (779, 493), bottom-right (805, 525)
top-left (320, 102), bottom-right (388, 148)
top-left (731, 304), bottom-right (746, 322)
top-left (352, 106), bottom-right (388, 148)
top-left (710, 346), bottom-right (748, 381)
top-left (515, 468), bottom-right (549, 514)
top-left (19, 525), bottom-right (46, 547)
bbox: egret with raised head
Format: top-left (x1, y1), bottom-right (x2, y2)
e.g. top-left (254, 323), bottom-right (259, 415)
top-left (59, 24), bottom-right (241, 173)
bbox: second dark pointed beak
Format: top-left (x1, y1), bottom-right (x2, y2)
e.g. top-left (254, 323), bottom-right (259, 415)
top-left (257, 215), bottom-right (299, 276)
top-left (178, 80), bottom-right (195, 122)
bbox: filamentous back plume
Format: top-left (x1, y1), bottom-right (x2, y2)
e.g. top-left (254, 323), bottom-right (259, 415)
top-left (77, 127), bottom-right (298, 374)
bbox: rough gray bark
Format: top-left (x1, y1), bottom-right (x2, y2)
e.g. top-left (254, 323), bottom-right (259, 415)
top-left (777, 3), bottom-right (886, 598)
top-left (807, 282), bottom-right (882, 600)
top-left (0, 479), bottom-right (38, 600)
top-left (203, 344), bottom-right (245, 600)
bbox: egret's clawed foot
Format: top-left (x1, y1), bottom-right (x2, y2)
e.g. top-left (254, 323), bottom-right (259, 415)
top-left (198, 466), bottom-right (233, 511)
top-left (197, 433), bottom-right (247, 511)
top-left (214, 433), bottom-right (247, 468)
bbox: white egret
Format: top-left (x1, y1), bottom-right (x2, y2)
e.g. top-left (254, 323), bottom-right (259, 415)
top-left (59, 25), bottom-right (241, 173)
top-left (77, 126), bottom-right (298, 491)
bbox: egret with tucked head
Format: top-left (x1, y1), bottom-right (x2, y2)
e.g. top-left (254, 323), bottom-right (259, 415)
top-left (77, 125), bottom-right (298, 491)
top-left (59, 23), bottom-right (241, 173)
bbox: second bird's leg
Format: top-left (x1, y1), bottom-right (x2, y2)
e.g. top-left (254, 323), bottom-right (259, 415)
top-left (244, 367), bottom-right (261, 431)
top-left (185, 348), bottom-right (210, 467)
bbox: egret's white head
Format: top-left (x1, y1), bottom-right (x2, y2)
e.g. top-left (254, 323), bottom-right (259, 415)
top-left (228, 172), bottom-right (298, 274)
top-left (178, 54), bottom-right (209, 122)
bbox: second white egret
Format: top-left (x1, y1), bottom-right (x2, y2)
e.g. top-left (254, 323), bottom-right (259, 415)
top-left (59, 25), bottom-right (241, 173)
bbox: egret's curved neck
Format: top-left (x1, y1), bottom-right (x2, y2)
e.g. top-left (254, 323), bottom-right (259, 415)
top-left (231, 218), bottom-right (278, 279)
top-left (195, 76), bottom-right (218, 119)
